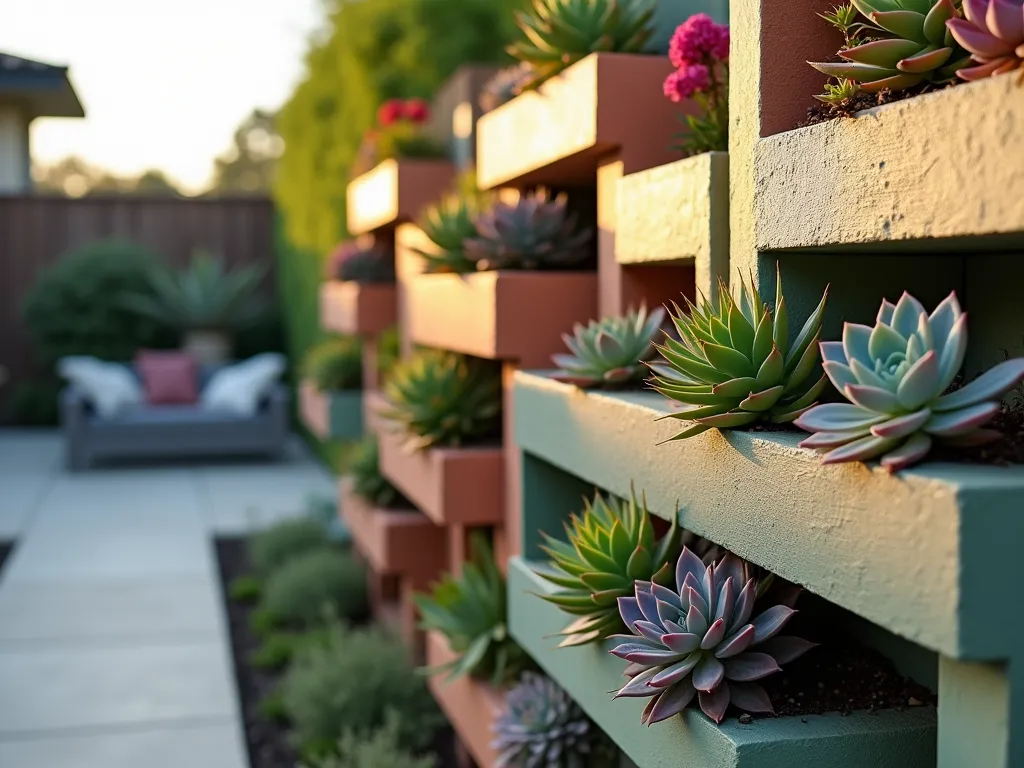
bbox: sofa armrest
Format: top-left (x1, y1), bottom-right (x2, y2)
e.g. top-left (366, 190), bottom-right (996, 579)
top-left (263, 383), bottom-right (291, 438)
top-left (60, 385), bottom-right (91, 470)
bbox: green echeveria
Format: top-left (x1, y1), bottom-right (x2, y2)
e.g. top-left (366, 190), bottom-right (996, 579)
top-left (795, 291), bottom-right (1024, 472)
top-left (552, 306), bottom-right (665, 388)
top-left (535, 491), bottom-right (682, 647)
top-left (810, 0), bottom-right (971, 91)
top-left (650, 269), bottom-right (829, 441)
top-left (413, 195), bottom-right (479, 275)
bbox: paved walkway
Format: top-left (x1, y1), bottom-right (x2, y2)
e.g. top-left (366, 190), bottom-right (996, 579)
top-left (0, 430), bottom-right (335, 768)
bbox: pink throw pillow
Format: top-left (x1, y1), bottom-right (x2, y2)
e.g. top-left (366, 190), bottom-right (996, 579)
top-left (135, 350), bottom-right (199, 405)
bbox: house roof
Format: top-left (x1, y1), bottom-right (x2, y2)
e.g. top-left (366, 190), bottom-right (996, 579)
top-left (0, 52), bottom-right (84, 119)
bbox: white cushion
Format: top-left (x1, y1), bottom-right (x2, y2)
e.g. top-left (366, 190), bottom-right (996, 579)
top-left (200, 353), bottom-right (286, 416)
top-left (58, 357), bottom-right (144, 418)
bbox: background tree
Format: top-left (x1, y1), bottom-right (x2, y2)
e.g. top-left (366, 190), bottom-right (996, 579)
top-left (207, 109), bottom-right (282, 196)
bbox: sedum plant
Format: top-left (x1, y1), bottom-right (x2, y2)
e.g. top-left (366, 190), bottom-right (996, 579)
top-left (413, 195), bottom-right (480, 275)
top-left (304, 336), bottom-right (362, 391)
top-left (552, 306), bottom-right (665, 388)
top-left (380, 349), bottom-right (502, 451)
top-left (610, 548), bottom-right (815, 725)
top-left (535, 490), bottom-right (682, 647)
top-left (650, 269), bottom-right (829, 440)
top-left (508, 0), bottom-right (657, 92)
top-left (947, 0), bottom-right (1024, 80)
top-left (249, 516), bottom-right (331, 577)
top-left (465, 189), bottom-right (593, 272)
top-left (348, 435), bottom-right (406, 508)
top-left (415, 535), bottom-right (529, 686)
top-left (795, 291), bottom-right (1024, 471)
top-left (492, 672), bottom-right (616, 768)
top-left (810, 0), bottom-right (971, 93)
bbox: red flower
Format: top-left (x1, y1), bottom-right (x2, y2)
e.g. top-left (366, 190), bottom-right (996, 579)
top-left (403, 98), bottom-right (430, 123)
top-left (377, 99), bottom-right (405, 127)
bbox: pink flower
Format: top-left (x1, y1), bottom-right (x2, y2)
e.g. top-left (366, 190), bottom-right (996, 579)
top-left (663, 63), bottom-right (710, 102)
top-left (669, 14), bottom-right (730, 68)
top-left (377, 99), bottom-right (404, 127)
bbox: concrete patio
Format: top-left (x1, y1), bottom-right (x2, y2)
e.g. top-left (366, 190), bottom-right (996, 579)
top-left (0, 430), bottom-right (335, 768)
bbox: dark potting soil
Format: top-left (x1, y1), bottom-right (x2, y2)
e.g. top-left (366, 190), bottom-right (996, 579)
top-left (799, 82), bottom-right (957, 128)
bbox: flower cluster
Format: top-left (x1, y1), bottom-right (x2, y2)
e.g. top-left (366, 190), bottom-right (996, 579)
top-left (377, 98), bottom-right (430, 127)
top-left (663, 15), bottom-right (730, 156)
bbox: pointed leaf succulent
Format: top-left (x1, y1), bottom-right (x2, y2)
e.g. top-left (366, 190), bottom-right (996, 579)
top-left (552, 306), bottom-right (665, 388)
top-left (535, 491), bottom-right (682, 647)
top-left (795, 291), bottom-right (1024, 472)
top-left (610, 547), bottom-right (814, 725)
top-left (412, 195), bottom-right (481, 275)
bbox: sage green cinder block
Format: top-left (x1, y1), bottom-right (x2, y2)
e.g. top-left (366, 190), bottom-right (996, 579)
top-left (509, 558), bottom-right (937, 768)
top-left (513, 371), bottom-right (1024, 662)
top-left (327, 390), bottom-right (363, 440)
top-left (938, 657), bottom-right (1009, 768)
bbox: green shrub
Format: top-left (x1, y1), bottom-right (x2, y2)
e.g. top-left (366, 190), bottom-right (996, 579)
top-left (303, 713), bottom-right (436, 768)
top-left (304, 337), bottom-right (362, 391)
top-left (261, 548), bottom-right (368, 627)
top-left (249, 516), bottom-right (331, 576)
top-left (251, 626), bottom-right (332, 671)
top-left (21, 238), bottom-right (175, 364)
top-left (349, 436), bottom-right (405, 508)
top-left (229, 575), bottom-right (262, 603)
top-left (259, 689), bottom-right (290, 725)
top-left (282, 623), bottom-right (442, 756)
top-left (4, 376), bottom-right (62, 426)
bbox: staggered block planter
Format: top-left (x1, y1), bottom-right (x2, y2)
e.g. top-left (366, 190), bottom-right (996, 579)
top-left (476, 53), bottom-right (683, 190)
top-left (425, 630), bottom-right (504, 768)
top-left (512, 371), bottom-right (1024, 662)
top-left (616, 152), bottom-right (729, 297)
top-left (298, 380), bottom-right (363, 440)
top-left (346, 158), bottom-right (455, 236)
top-left (404, 270), bottom-right (599, 368)
top-left (508, 558), bottom-right (937, 768)
top-left (319, 280), bottom-right (397, 336)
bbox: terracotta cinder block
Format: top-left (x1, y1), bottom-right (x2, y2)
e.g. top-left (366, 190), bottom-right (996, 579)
top-left (404, 270), bottom-right (598, 368)
top-left (319, 280), bottom-right (397, 337)
top-left (347, 158), bottom-right (455, 236)
top-left (476, 53), bottom-right (688, 190)
top-left (394, 224), bottom-right (432, 360)
top-left (425, 631), bottom-right (505, 768)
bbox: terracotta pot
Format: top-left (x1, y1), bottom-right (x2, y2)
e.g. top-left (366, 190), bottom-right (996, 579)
top-left (347, 158), bottom-right (455, 236)
top-left (319, 280), bottom-right (397, 336)
top-left (298, 380), bottom-right (363, 440)
top-left (404, 270), bottom-right (598, 368)
top-left (337, 478), bottom-right (446, 581)
top-left (183, 330), bottom-right (230, 364)
top-left (425, 630), bottom-right (504, 768)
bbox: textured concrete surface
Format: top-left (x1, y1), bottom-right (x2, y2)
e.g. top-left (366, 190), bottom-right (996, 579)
top-left (0, 429), bottom-right (333, 768)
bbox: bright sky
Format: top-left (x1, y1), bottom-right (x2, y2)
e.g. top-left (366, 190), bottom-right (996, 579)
top-left (1, 0), bottom-right (325, 192)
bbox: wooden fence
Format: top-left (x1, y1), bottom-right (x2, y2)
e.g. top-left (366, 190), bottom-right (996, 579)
top-left (0, 195), bottom-right (277, 399)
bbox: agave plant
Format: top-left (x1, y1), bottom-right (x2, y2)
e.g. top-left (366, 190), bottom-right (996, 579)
top-left (795, 292), bottom-right (1024, 471)
top-left (415, 535), bottom-right (529, 686)
top-left (810, 0), bottom-right (971, 92)
top-left (329, 241), bottom-right (396, 284)
top-left (380, 349), bottom-right (502, 451)
top-left (947, 0), bottom-right (1024, 80)
top-left (412, 195), bottom-right (480, 274)
top-left (552, 306), bottom-right (665, 388)
top-left (535, 491), bottom-right (682, 647)
top-left (348, 435), bottom-right (406, 509)
top-left (649, 269), bottom-right (829, 440)
top-left (465, 190), bottom-right (592, 272)
top-left (508, 0), bottom-right (657, 91)
top-left (492, 673), bottom-right (616, 768)
top-left (610, 548), bottom-right (815, 725)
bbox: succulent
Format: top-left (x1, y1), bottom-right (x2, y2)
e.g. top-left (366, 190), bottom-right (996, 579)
top-left (810, 0), bottom-right (971, 92)
top-left (508, 0), bottom-right (657, 91)
top-left (947, 0), bottom-right (1024, 80)
top-left (649, 269), bottom-right (829, 440)
top-left (380, 349), bottom-right (502, 450)
top-left (535, 490), bottom-right (682, 647)
top-left (480, 63), bottom-right (537, 111)
top-left (795, 291), bottom-right (1024, 471)
top-left (465, 190), bottom-right (593, 272)
top-left (552, 306), bottom-right (666, 388)
top-left (349, 435), bottom-right (407, 508)
top-left (415, 534), bottom-right (529, 686)
top-left (814, 77), bottom-right (861, 103)
top-left (610, 547), bottom-right (815, 725)
top-left (329, 241), bottom-right (396, 284)
top-left (492, 673), bottom-right (616, 768)
top-left (304, 336), bottom-right (363, 391)
top-left (413, 195), bottom-right (480, 274)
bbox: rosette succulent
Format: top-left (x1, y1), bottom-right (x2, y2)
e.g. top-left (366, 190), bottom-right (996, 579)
top-left (947, 0), bottom-right (1024, 80)
top-left (304, 336), bottom-right (362, 391)
top-left (795, 291), bottom-right (1024, 471)
top-left (332, 242), bottom-right (396, 284)
top-left (535, 491), bottom-right (681, 647)
top-left (492, 673), bottom-right (616, 768)
top-left (465, 190), bottom-right (593, 272)
top-left (380, 349), bottom-right (502, 451)
top-left (610, 548), bottom-right (815, 725)
top-left (508, 0), bottom-right (657, 92)
top-left (810, 0), bottom-right (971, 92)
top-left (552, 306), bottom-right (665, 388)
top-left (649, 270), bottom-right (829, 440)
top-left (349, 435), bottom-right (406, 509)
top-left (413, 195), bottom-right (479, 275)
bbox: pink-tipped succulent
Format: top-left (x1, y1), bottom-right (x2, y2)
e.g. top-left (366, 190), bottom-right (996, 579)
top-left (552, 306), bottom-right (665, 389)
top-left (610, 548), bottom-right (814, 725)
top-left (947, 0), bottom-right (1024, 80)
top-left (795, 291), bottom-right (1024, 472)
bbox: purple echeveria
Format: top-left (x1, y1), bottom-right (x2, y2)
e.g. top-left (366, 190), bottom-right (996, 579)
top-left (609, 548), bottom-right (814, 725)
top-left (947, 0), bottom-right (1024, 80)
